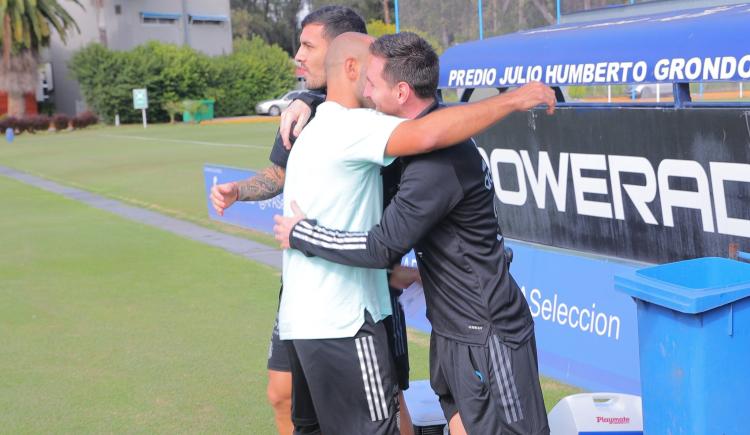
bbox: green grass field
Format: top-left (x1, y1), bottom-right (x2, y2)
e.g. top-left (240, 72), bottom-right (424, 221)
top-left (0, 123), bottom-right (579, 433)
top-left (0, 123), bottom-right (281, 246)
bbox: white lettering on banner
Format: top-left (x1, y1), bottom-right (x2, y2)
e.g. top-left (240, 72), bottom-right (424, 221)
top-left (488, 149), bottom-right (750, 238)
top-left (449, 56), bottom-right (750, 87)
top-left (685, 57), bottom-right (702, 81)
top-left (658, 159), bottom-right (714, 232)
top-left (570, 153), bottom-right (613, 219)
top-left (529, 66), bottom-right (543, 82)
top-left (711, 162), bottom-right (750, 237)
top-left (520, 150), bottom-right (568, 212)
top-left (645, 56), bottom-right (747, 82)
top-left (669, 58), bottom-right (686, 80)
top-left (521, 286), bottom-right (622, 340)
top-left (632, 61), bottom-right (647, 82)
top-left (448, 68), bottom-right (497, 87)
top-left (654, 59), bottom-right (670, 80)
top-left (608, 155), bottom-right (658, 225)
top-left (490, 149), bottom-right (527, 206)
top-left (400, 255), bottom-right (418, 268)
top-left (740, 55), bottom-right (750, 79)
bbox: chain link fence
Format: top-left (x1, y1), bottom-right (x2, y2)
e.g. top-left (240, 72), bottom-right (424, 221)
top-left (397, 0), bottom-right (666, 52)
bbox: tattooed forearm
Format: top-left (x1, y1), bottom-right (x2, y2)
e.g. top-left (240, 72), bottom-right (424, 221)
top-left (236, 165), bottom-right (286, 201)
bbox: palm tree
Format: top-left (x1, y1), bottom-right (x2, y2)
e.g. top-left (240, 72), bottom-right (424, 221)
top-left (0, 0), bottom-right (82, 117)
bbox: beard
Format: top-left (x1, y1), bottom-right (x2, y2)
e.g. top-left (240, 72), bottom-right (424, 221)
top-left (359, 96), bottom-right (376, 109)
top-left (355, 70), bottom-right (374, 108)
top-left (305, 75), bottom-right (326, 91)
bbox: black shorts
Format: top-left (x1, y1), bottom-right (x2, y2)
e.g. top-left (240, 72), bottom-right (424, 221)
top-left (384, 293), bottom-right (410, 391)
top-left (267, 313), bottom-right (291, 372)
top-left (287, 312), bottom-right (400, 435)
top-left (430, 332), bottom-right (550, 435)
top-left (268, 291), bottom-right (410, 384)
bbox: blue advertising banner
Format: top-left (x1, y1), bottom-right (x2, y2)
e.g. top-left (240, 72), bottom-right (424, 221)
top-left (203, 164), bottom-right (283, 233)
top-left (204, 163), bottom-right (643, 393)
top-left (398, 241), bottom-right (643, 394)
top-left (439, 3), bottom-right (750, 88)
top-left (507, 241), bottom-right (641, 394)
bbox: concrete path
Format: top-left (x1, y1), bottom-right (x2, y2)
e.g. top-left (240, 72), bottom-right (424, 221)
top-left (0, 165), bottom-right (282, 270)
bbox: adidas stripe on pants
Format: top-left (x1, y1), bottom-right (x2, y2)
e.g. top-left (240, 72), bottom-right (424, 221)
top-left (287, 312), bottom-right (400, 435)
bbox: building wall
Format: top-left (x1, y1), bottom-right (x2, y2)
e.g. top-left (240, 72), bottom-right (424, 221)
top-left (105, 0), bottom-right (232, 55)
top-left (182, 0), bottom-right (233, 56)
top-left (47, 1), bottom-right (103, 116)
top-left (48, 0), bottom-right (232, 116)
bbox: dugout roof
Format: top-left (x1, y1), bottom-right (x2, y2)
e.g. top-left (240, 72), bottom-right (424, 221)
top-left (439, 3), bottom-right (750, 88)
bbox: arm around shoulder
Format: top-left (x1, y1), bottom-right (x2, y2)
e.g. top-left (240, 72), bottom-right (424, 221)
top-left (384, 82), bottom-right (555, 157)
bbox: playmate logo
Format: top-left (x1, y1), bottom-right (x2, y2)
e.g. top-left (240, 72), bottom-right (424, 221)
top-left (596, 416), bottom-right (632, 425)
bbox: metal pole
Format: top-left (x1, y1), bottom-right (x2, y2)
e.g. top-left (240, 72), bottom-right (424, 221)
top-left (142, 109), bottom-right (147, 129)
top-left (478, 0), bottom-right (484, 40)
top-left (740, 82), bottom-right (744, 99)
top-left (181, 0), bottom-right (190, 46)
top-left (556, 0), bottom-right (561, 24)
top-left (607, 85), bottom-right (611, 103)
top-left (394, 0), bottom-right (400, 33)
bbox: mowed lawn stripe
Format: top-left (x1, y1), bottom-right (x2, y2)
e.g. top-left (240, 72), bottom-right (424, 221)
top-left (0, 124), bottom-right (279, 246)
top-left (97, 133), bottom-right (271, 150)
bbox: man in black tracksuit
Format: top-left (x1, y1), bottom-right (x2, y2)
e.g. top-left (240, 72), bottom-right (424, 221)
top-left (275, 33), bottom-right (551, 435)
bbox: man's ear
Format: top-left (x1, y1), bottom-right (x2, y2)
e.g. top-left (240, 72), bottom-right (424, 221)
top-left (344, 58), bottom-right (358, 80)
top-left (396, 81), bottom-right (411, 104)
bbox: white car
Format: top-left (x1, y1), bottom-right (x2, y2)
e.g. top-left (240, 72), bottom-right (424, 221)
top-left (630, 83), bottom-right (674, 99)
top-left (255, 90), bottom-right (306, 116)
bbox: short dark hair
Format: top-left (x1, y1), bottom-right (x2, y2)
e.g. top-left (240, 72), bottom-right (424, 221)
top-left (301, 5), bottom-right (367, 40)
top-left (370, 32), bottom-right (439, 99)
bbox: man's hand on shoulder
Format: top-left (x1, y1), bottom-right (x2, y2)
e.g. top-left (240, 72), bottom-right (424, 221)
top-left (273, 200), bottom-right (306, 249)
top-left (280, 100), bottom-right (313, 150)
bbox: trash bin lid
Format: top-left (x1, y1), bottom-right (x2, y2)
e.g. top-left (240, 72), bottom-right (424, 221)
top-left (614, 257), bottom-right (750, 313)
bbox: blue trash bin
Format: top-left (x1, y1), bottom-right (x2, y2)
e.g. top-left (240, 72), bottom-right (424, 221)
top-left (615, 257), bottom-right (750, 435)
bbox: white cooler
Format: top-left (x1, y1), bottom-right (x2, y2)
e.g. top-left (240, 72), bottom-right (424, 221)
top-left (403, 380), bottom-right (448, 435)
top-left (548, 393), bottom-right (643, 435)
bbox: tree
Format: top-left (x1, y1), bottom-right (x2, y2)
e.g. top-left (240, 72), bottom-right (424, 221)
top-left (70, 38), bottom-right (294, 123)
top-left (366, 19), bottom-right (444, 54)
top-left (310, 0), bottom-right (393, 23)
top-left (231, 0), bottom-right (302, 56)
top-left (230, 0), bottom-right (397, 56)
top-left (394, 0), bottom-right (556, 48)
top-left (0, 0), bottom-right (81, 117)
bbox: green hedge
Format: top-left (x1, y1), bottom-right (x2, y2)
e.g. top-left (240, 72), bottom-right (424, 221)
top-left (69, 38), bottom-right (295, 123)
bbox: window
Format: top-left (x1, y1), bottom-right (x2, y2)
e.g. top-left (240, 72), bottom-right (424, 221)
top-left (141, 12), bottom-right (181, 25)
top-left (189, 15), bottom-right (228, 26)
